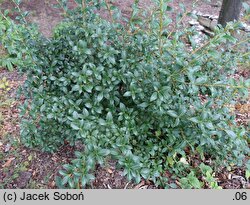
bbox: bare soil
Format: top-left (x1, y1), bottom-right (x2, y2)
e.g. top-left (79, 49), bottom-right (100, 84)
top-left (1, 0), bottom-right (223, 37)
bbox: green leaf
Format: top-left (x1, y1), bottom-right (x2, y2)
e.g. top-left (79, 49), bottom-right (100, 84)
top-left (55, 176), bottom-right (64, 188)
top-left (205, 122), bottom-right (214, 130)
top-left (58, 170), bottom-right (68, 176)
top-left (73, 111), bottom-right (79, 119)
top-left (79, 40), bottom-right (87, 47)
top-left (99, 149), bottom-right (110, 156)
top-left (138, 102), bottom-right (148, 108)
top-left (189, 176), bottom-right (201, 188)
top-left (49, 76), bottom-right (56, 81)
top-left (71, 123), bottom-right (80, 130)
top-left (97, 92), bottom-right (103, 102)
top-left (63, 164), bottom-right (73, 170)
top-left (167, 156), bottom-right (174, 166)
top-left (196, 76), bottom-right (207, 84)
top-left (167, 110), bottom-right (178, 118)
top-left (47, 113), bottom-right (53, 119)
top-left (106, 112), bottom-right (113, 121)
top-left (86, 174), bottom-right (95, 181)
top-left (245, 170), bottom-right (250, 179)
top-left (141, 168), bottom-right (150, 179)
top-left (85, 85), bottom-right (93, 93)
top-left (123, 91), bottom-right (131, 97)
top-left (99, 118), bottom-right (106, 126)
top-left (225, 130), bottom-right (237, 139)
top-left (199, 163), bottom-right (212, 175)
top-left (150, 92), bottom-right (158, 102)
top-left (72, 84), bottom-right (80, 92)
top-left (243, 2), bottom-right (250, 14)
top-left (85, 102), bottom-right (92, 108)
top-left (81, 177), bottom-right (87, 187)
top-left (62, 175), bottom-right (70, 185)
top-left (85, 49), bottom-right (92, 55)
top-left (189, 117), bottom-right (199, 123)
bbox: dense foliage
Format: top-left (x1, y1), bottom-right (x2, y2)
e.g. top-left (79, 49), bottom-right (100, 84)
top-left (0, 7), bottom-right (40, 71)
top-left (1, 0), bottom-right (249, 188)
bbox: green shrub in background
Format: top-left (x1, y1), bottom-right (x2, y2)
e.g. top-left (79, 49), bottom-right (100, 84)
top-left (0, 5), bottom-right (41, 71)
top-left (0, 13), bottom-right (23, 71)
top-left (2, 0), bottom-right (249, 188)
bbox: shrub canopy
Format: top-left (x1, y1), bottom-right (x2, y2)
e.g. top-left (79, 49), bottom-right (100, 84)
top-left (1, 0), bottom-right (249, 188)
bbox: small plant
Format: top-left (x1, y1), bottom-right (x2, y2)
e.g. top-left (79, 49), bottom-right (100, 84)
top-left (179, 171), bottom-right (203, 189)
top-left (0, 77), bottom-right (13, 109)
top-left (0, 77), bottom-right (10, 98)
top-left (0, 77), bottom-right (11, 135)
top-left (199, 163), bottom-right (222, 189)
top-left (179, 163), bottom-right (222, 189)
top-left (0, 14), bottom-right (22, 71)
top-left (0, 7), bottom-right (40, 71)
top-left (245, 160), bottom-right (250, 182)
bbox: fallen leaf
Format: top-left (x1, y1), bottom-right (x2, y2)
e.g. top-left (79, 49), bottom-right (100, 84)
top-left (32, 170), bottom-right (37, 176)
top-left (180, 157), bottom-right (189, 165)
top-left (134, 180), bottom-right (145, 189)
top-left (28, 155), bottom-right (33, 161)
top-left (2, 157), bottom-right (15, 168)
top-left (106, 168), bottom-right (113, 174)
top-left (139, 185), bottom-right (148, 189)
top-left (48, 181), bottom-right (56, 188)
top-left (4, 143), bottom-right (11, 152)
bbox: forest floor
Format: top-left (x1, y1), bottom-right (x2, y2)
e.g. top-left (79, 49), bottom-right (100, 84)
top-left (0, 0), bottom-right (249, 189)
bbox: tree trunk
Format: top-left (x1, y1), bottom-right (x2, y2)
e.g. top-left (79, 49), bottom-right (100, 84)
top-left (218, 0), bottom-right (242, 27)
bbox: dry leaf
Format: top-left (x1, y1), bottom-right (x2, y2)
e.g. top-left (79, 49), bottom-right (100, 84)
top-left (2, 157), bottom-right (15, 168)
top-left (180, 157), bottom-right (189, 165)
top-left (139, 185), bottom-right (148, 189)
top-left (134, 180), bottom-right (145, 189)
top-left (4, 144), bottom-right (11, 152)
top-left (106, 168), bottom-right (113, 174)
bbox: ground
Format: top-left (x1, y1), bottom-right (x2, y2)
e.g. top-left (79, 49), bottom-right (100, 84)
top-left (0, 0), bottom-right (249, 189)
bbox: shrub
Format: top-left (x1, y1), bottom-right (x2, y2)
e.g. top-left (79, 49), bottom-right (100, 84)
top-left (0, 77), bottom-right (10, 98)
top-left (0, 9), bottom-right (40, 71)
top-left (14, 0), bottom-right (250, 188)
